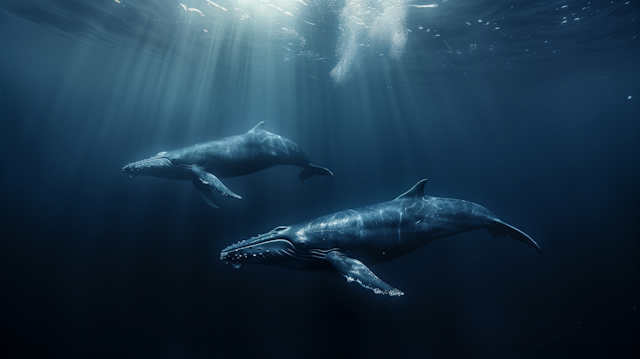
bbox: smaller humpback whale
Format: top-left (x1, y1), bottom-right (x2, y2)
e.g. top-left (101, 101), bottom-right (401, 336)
top-left (221, 179), bottom-right (540, 296)
top-left (122, 122), bottom-right (333, 208)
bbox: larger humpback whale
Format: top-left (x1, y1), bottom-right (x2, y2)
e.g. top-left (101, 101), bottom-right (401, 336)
top-left (122, 122), bottom-right (333, 208)
top-left (221, 179), bottom-right (540, 296)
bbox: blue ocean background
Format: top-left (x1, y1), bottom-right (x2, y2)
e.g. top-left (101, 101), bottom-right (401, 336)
top-left (0, 0), bottom-right (638, 358)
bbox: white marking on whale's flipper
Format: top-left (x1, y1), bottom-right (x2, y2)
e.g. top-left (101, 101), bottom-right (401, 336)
top-left (326, 251), bottom-right (404, 296)
top-left (190, 165), bottom-right (242, 200)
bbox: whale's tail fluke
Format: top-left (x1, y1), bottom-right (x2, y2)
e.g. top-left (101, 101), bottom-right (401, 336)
top-left (488, 220), bottom-right (541, 253)
top-left (299, 164), bottom-right (334, 182)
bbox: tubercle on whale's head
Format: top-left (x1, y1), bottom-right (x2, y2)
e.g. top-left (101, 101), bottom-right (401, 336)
top-left (220, 226), bottom-right (332, 270)
top-left (121, 151), bottom-right (183, 177)
top-left (220, 226), bottom-right (293, 268)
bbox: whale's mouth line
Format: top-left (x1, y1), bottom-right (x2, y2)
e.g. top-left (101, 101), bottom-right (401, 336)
top-left (122, 157), bottom-right (191, 175)
top-left (221, 226), bottom-right (290, 251)
top-left (122, 156), bottom-right (170, 168)
top-left (221, 238), bottom-right (338, 271)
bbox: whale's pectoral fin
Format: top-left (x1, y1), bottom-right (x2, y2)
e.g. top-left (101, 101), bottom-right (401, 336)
top-left (190, 165), bottom-right (242, 200)
top-left (326, 251), bottom-right (404, 296)
top-left (488, 220), bottom-right (541, 254)
top-left (192, 179), bottom-right (220, 208)
top-left (299, 164), bottom-right (334, 182)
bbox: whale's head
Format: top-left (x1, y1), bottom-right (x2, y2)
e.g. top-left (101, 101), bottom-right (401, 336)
top-left (220, 226), bottom-right (334, 271)
top-left (122, 151), bottom-right (190, 178)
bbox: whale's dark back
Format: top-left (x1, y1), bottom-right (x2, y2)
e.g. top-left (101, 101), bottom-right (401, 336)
top-left (169, 129), bottom-right (313, 179)
top-left (283, 194), bottom-right (534, 265)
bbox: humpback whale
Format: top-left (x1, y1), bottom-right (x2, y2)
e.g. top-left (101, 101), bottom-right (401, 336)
top-left (122, 122), bottom-right (333, 208)
top-left (221, 179), bottom-right (540, 296)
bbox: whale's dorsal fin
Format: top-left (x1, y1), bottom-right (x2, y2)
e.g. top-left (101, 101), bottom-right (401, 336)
top-left (394, 179), bottom-right (428, 200)
top-left (249, 121), bottom-right (265, 132)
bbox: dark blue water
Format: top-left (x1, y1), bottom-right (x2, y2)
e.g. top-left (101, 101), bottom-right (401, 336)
top-left (0, 0), bottom-right (638, 358)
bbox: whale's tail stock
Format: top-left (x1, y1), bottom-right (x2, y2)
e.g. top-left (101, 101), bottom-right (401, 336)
top-left (299, 164), bottom-right (334, 182)
top-left (487, 220), bottom-right (541, 253)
